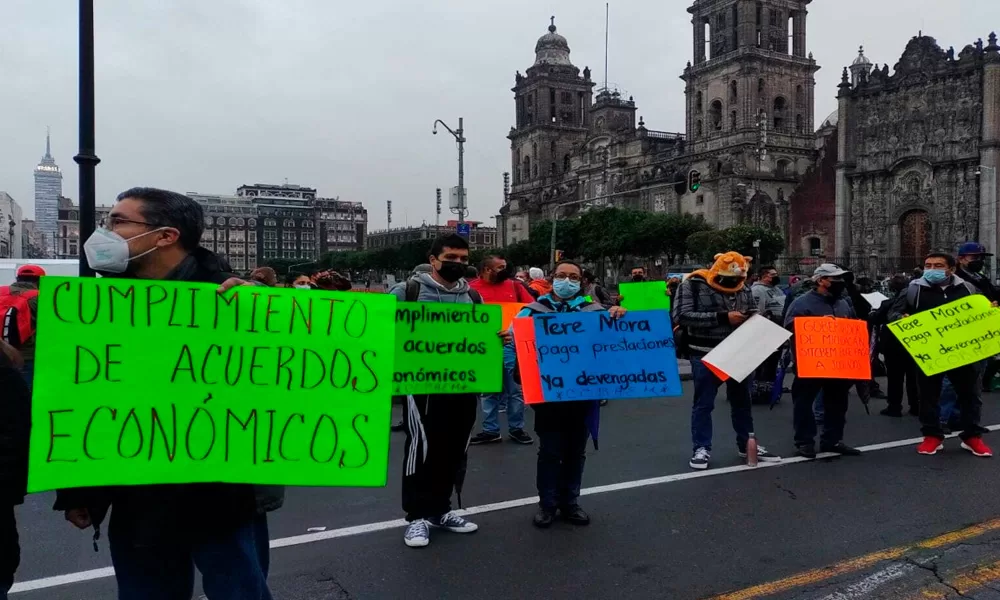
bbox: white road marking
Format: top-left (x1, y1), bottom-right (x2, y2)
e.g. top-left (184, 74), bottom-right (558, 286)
top-left (11, 425), bottom-right (1000, 595)
top-left (812, 562), bottom-right (917, 600)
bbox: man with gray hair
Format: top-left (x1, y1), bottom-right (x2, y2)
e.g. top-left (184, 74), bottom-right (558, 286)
top-left (783, 264), bottom-right (863, 459)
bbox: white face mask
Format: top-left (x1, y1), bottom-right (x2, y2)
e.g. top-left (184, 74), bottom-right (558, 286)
top-left (83, 227), bottom-right (163, 274)
top-left (293, 284), bottom-right (312, 290)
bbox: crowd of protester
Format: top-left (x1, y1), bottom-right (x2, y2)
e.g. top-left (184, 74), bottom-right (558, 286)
top-left (0, 186), bottom-right (996, 598)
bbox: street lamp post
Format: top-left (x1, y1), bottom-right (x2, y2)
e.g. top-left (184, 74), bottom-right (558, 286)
top-left (75, 0), bottom-right (100, 278)
top-left (433, 118), bottom-right (466, 224)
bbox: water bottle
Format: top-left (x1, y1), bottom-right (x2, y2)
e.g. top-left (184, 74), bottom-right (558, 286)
top-left (746, 433), bottom-right (759, 467)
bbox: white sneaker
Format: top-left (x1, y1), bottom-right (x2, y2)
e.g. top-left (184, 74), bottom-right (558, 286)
top-left (738, 444), bottom-right (782, 463)
top-left (404, 519), bottom-right (430, 548)
top-left (689, 447), bottom-right (710, 470)
top-left (428, 511), bottom-right (479, 533)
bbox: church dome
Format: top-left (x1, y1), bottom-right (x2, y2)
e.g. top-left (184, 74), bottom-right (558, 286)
top-left (820, 110), bottom-right (839, 129)
top-left (852, 45), bottom-right (872, 66)
top-left (534, 18), bottom-right (573, 67)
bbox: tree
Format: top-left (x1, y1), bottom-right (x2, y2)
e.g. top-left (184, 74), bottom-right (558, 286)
top-left (723, 226), bottom-right (785, 265)
top-left (684, 230), bottom-right (728, 264)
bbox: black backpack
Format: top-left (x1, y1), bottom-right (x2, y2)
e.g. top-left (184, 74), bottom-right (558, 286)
top-left (404, 279), bottom-right (483, 304)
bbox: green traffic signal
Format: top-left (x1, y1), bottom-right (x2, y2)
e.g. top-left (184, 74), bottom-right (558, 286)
top-left (688, 169), bottom-right (701, 193)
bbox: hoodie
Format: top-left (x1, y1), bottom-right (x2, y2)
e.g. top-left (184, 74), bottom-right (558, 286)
top-left (888, 274), bottom-right (978, 321)
top-left (751, 281), bottom-right (785, 320)
top-left (390, 272), bottom-right (476, 304)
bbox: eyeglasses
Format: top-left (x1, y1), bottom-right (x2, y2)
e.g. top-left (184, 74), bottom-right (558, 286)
top-left (553, 273), bottom-right (582, 282)
top-left (101, 216), bottom-right (156, 229)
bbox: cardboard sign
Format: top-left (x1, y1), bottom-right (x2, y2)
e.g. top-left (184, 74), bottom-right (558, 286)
top-left (498, 303), bottom-right (528, 330)
top-left (618, 281), bottom-right (670, 312)
top-left (393, 302), bottom-right (502, 394)
top-left (515, 310), bottom-right (682, 403)
top-left (793, 317), bottom-right (871, 380)
top-left (29, 278), bottom-right (395, 493)
top-left (887, 295), bottom-right (1000, 376)
top-left (702, 315), bottom-right (792, 382)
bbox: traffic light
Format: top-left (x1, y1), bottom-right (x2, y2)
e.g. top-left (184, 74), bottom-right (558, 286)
top-left (688, 169), bottom-right (701, 193)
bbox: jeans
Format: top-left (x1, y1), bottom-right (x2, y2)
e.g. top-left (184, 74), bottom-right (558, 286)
top-left (918, 364), bottom-right (987, 441)
top-left (813, 391), bottom-right (825, 426)
top-left (940, 360), bottom-right (986, 423)
top-left (690, 356), bottom-right (754, 452)
top-left (109, 519), bottom-right (272, 600)
top-left (481, 369), bottom-right (525, 434)
top-left (536, 424), bottom-right (590, 511)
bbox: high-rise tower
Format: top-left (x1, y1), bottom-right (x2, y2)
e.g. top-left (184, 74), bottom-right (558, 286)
top-left (680, 0), bottom-right (819, 232)
top-left (34, 129), bottom-right (62, 257)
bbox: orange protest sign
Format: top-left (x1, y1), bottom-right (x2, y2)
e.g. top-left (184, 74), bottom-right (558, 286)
top-left (499, 303), bottom-right (528, 329)
top-left (793, 317), bottom-right (871, 380)
top-left (512, 317), bottom-right (544, 403)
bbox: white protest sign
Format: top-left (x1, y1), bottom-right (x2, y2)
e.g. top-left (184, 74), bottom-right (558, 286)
top-left (862, 291), bottom-right (889, 310)
top-left (701, 314), bottom-right (792, 382)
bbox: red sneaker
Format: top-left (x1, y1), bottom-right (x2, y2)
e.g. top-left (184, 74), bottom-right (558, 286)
top-left (916, 436), bottom-right (944, 455)
top-left (961, 437), bottom-right (993, 457)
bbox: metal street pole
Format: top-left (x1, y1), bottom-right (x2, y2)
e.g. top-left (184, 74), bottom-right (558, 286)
top-left (75, 0), bottom-right (100, 277)
top-left (433, 118), bottom-right (466, 224)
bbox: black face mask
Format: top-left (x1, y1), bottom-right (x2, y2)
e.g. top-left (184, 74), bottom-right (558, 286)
top-left (770, 276), bottom-right (781, 286)
top-left (494, 267), bottom-right (512, 282)
top-left (632, 275), bottom-right (645, 282)
top-left (968, 260), bottom-right (985, 273)
top-left (827, 281), bottom-right (847, 297)
top-left (716, 276), bottom-right (742, 288)
top-left (436, 261), bottom-right (466, 283)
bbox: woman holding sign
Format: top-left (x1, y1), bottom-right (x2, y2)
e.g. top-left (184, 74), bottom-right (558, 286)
top-left (505, 260), bottom-right (626, 529)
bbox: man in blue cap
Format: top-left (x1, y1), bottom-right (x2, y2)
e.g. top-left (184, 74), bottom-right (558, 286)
top-left (939, 242), bottom-right (1000, 429)
top-left (955, 242), bottom-right (999, 301)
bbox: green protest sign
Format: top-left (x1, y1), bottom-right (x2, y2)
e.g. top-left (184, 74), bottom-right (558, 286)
top-left (887, 294), bottom-right (1000, 376)
top-left (619, 281), bottom-right (670, 312)
top-left (28, 277), bottom-right (395, 493)
top-left (393, 302), bottom-right (503, 394)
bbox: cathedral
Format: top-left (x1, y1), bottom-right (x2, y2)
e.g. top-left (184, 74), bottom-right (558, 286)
top-left (499, 0), bottom-right (1000, 274)
top-left (500, 0), bottom-right (819, 250)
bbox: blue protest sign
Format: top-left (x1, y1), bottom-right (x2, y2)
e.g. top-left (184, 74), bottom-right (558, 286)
top-left (529, 310), bottom-right (681, 402)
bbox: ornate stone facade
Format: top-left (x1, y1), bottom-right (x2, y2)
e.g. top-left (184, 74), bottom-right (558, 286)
top-left (835, 33), bottom-right (1000, 266)
top-left (500, 0), bottom-right (819, 247)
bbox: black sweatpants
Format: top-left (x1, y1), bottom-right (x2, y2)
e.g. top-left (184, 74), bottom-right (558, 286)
top-left (0, 506), bottom-right (18, 595)
top-left (884, 345), bottom-right (918, 413)
top-left (401, 394), bottom-right (478, 522)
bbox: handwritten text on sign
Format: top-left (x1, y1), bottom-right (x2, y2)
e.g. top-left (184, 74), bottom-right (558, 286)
top-left (516, 311), bottom-right (682, 403)
top-left (888, 295), bottom-right (1000, 376)
top-left (393, 302), bottom-right (502, 395)
top-left (793, 317), bottom-right (871, 380)
top-left (28, 277), bottom-right (395, 493)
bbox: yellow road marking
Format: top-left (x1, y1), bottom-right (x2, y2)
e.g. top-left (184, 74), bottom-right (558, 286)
top-left (905, 559), bottom-right (1000, 599)
top-left (706, 518), bottom-right (1000, 600)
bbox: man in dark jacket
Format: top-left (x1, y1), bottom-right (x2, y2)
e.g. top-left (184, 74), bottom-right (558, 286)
top-left (784, 264), bottom-right (862, 458)
top-left (0, 340), bottom-right (29, 598)
top-left (871, 276), bottom-right (918, 417)
top-left (888, 252), bottom-right (991, 458)
top-left (674, 253), bottom-right (780, 471)
top-left (58, 188), bottom-right (272, 600)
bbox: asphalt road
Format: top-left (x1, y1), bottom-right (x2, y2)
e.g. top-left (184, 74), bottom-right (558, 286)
top-left (12, 378), bottom-right (1000, 600)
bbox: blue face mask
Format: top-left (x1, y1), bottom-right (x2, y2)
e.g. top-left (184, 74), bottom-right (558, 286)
top-left (552, 279), bottom-right (581, 299)
top-left (923, 269), bottom-right (949, 284)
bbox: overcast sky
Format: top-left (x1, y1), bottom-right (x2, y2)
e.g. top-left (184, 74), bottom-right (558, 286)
top-left (1, 0), bottom-right (996, 230)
